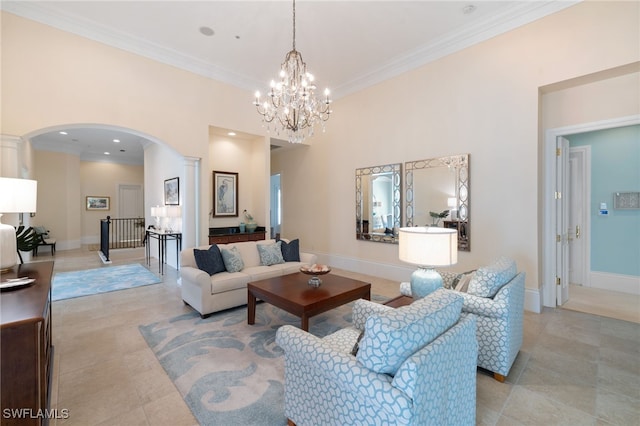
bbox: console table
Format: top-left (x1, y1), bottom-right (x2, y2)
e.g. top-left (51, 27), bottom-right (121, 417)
top-left (146, 230), bottom-right (182, 275)
top-left (1, 261), bottom-right (54, 425)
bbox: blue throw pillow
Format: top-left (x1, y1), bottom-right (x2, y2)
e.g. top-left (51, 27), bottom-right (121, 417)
top-left (280, 238), bottom-right (300, 262)
top-left (193, 245), bottom-right (226, 275)
top-left (220, 246), bottom-right (245, 273)
top-left (257, 241), bottom-right (285, 266)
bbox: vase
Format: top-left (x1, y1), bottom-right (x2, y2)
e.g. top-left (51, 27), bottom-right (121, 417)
top-left (246, 223), bottom-right (257, 233)
top-left (239, 223), bottom-right (246, 232)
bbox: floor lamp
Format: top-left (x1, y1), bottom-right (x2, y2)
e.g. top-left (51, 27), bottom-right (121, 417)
top-left (398, 227), bottom-right (458, 299)
top-left (0, 177), bottom-right (38, 271)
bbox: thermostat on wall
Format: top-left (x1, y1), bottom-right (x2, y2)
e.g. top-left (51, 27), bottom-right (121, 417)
top-left (599, 202), bottom-right (608, 216)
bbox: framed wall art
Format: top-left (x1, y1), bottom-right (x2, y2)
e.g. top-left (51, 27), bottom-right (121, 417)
top-left (164, 177), bottom-right (180, 205)
top-left (213, 171), bottom-right (238, 217)
top-left (86, 196), bottom-right (110, 211)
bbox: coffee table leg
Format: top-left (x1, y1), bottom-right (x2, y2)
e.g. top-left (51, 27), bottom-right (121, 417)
top-left (247, 290), bottom-right (256, 325)
top-left (301, 315), bottom-right (309, 332)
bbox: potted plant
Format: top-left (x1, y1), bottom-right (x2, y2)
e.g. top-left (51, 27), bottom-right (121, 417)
top-left (429, 210), bottom-right (450, 226)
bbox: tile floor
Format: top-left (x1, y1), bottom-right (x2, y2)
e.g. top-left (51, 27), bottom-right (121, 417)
top-left (36, 247), bottom-right (639, 425)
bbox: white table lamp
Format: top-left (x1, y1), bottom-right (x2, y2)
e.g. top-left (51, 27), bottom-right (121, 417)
top-left (0, 177), bottom-right (38, 271)
top-left (398, 227), bottom-right (457, 299)
top-left (164, 206), bottom-right (181, 232)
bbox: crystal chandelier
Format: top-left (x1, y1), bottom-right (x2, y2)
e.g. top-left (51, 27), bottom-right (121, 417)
top-left (253, 0), bottom-right (332, 144)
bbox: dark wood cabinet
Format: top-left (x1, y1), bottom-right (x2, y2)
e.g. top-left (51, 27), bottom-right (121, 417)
top-left (208, 226), bottom-right (266, 245)
top-left (1, 261), bottom-right (54, 426)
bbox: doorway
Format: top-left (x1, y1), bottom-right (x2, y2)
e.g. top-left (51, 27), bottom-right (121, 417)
top-left (270, 173), bottom-right (281, 239)
top-left (543, 115), bottom-right (640, 310)
top-left (119, 184), bottom-right (144, 218)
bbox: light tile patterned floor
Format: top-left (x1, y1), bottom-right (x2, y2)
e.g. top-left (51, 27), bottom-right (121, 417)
top-left (38, 247), bottom-right (639, 425)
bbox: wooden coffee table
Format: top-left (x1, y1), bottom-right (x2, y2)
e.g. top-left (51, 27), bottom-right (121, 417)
top-left (247, 272), bottom-right (371, 331)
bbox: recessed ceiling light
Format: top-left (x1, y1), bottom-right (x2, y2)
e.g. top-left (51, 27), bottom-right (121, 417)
top-left (463, 4), bottom-right (476, 14)
top-left (199, 26), bottom-right (214, 36)
top-left (104, 152), bottom-right (110, 155)
top-left (228, 132), bottom-right (236, 136)
top-left (59, 131), bottom-right (68, 135)
top-left (113, 139), bottom-right (120, 143)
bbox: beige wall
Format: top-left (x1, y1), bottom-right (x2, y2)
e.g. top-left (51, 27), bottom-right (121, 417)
top-left (1, 11), bottom-right (264, 244)
top-left (32, 151), bottom-right (81, 250)
top-left (79, 161), bottom-right (144, 243)
top-left (2, 2), bottom-right (639, 302)
top-left (208, 131), bottom-right (269, 230)
top-left (272, 1), bottom-right (640, 295)
top-left (30, 150), bottom-right (144, 249)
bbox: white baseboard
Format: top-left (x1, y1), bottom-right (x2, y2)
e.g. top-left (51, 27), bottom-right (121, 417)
top-left (525, 288), bottom-right (542, 313)
top-left (314, 251), bottom-right (543, 313)
top-left (589, 271), bottom-right (640, 296)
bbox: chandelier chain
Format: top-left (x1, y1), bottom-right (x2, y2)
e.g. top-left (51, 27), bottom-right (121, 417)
top-left (292, 0), bottom-right (296, 51)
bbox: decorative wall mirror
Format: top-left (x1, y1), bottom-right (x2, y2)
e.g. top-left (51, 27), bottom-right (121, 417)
top-left (405, 154), bottom-right (470, 251)
top-left (356, 163), bottom-right (402, 243)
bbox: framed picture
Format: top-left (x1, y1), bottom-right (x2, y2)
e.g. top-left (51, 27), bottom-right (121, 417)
top-left (164, 177), bottom-right (180, 205)
top-left (86, 196), bottom-right (110, 211)
top-left (213, 171), bottom-right (238, 217)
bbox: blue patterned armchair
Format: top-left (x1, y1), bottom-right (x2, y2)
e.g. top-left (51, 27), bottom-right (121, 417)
top-left (275, 289), bottom-right (478, 426)
top-left (400, 257), bottom-right (525, 382)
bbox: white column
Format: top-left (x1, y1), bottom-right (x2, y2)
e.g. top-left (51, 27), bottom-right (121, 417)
top-left (0, 134), bottom-right (22, 178)
top-left (182, 156), bottom-right (200, 250)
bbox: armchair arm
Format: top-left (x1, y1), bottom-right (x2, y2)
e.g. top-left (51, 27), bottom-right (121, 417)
top-left (459, 292), bottom-right (508, 318)
top-left (399, 281), bottom-right (412, 297)
top-left (352, 299), bottom-right (394, 330)
top-left (276, 325), bottom-right (412, 415)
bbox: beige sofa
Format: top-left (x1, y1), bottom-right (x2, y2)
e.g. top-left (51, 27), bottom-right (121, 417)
top-left (180, 239), bottom-right (317, 317)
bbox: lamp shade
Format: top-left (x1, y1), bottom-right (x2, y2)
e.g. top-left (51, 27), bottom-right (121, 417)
top-left (398, 227), bottom-right (457, 267)
top-left (0, 177), bottom-right (38, 213)
top-left (165, 206), bottom-right (181, 218)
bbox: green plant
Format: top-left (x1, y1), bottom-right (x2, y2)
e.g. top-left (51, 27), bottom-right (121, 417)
top-left (15, 225), bottom-right (40, 264)
top-left (429, 210), bottom-right (450, 226)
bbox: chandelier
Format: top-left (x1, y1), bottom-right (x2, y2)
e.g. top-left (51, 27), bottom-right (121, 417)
top-left (253, 0), bottom-right (332, 144)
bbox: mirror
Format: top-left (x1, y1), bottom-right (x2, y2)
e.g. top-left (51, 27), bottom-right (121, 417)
top-left (356, 163), bottom-right (402, 243)
top-left (405, 154), bottom-right (470, 251)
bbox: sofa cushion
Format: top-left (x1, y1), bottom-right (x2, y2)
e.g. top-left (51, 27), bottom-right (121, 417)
top-left (257, 241), bottom-right (285, 266)
top-left (220, 246), bottom-right (245, 273)
top-left (193, 245), bottom-right (226, 275)
top-left (210, 271), bottom-right (250, 294)
top-left (279, 238), bottom-right (301, 262)
top-left (467, 257), bottom-right (516, 298)
top-left (356, 288), bottom-right (462, 375)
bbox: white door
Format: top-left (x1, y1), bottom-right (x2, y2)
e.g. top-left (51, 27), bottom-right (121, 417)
top-left (119, 184), bottom-right (143, 218)
top-left (556, 137), bottom-right (570, 305)
top-left (568, 147), bottom-right (589, 286)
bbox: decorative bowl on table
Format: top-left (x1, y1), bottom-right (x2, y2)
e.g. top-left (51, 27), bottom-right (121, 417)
top-left (300, 264), bottom-right (331, 287)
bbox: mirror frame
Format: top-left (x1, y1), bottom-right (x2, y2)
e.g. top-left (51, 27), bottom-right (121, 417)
top-left (355, 163), bottom-right (402, 244)
top-left (405, 154), bottom-right (470, 251)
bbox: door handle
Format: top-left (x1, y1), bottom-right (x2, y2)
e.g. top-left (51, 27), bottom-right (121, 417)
top-left (576, 225), bottom-right (581, 239)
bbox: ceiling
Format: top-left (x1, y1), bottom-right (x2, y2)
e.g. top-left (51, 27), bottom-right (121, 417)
top-left (5, 1), bottom-right (578, 164)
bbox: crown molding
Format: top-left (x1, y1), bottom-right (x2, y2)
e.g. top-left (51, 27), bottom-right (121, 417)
top-left (334, 1), bottom-right (581, 98)
top-left (2, 1), bottom-right (580, 100)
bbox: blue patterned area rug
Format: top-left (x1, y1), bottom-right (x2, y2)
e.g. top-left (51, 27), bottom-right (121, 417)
top-left (52, 263), bottom-right (161, 301)
top-left (139, 295), bottom-right (388, 425)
